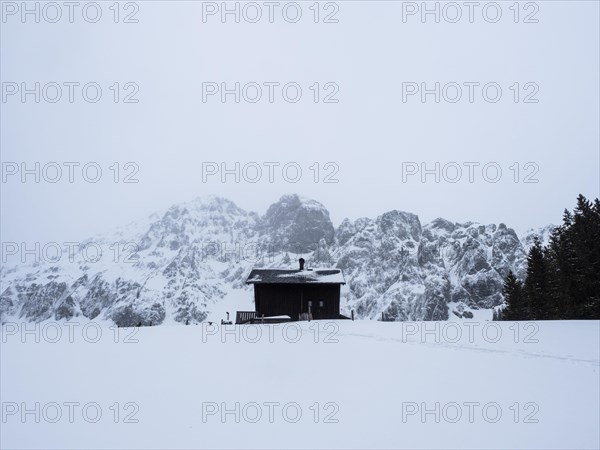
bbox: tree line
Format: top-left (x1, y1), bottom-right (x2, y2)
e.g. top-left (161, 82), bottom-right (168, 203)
top-left (495, 195), bottom-right (600, 321)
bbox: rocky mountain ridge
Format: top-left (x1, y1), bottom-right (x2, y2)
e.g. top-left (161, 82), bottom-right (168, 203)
top-left (0, 194), bottom-right (553, 325)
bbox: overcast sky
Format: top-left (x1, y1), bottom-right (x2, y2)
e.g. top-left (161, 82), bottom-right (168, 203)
top-left (1, 1), bottom-right (599, 246)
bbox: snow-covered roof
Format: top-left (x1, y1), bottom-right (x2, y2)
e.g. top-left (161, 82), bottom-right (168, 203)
top-left (246, 268), bottom-right (345, 285)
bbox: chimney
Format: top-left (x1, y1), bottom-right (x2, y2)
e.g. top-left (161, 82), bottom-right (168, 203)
top-left (299, 258), bottom-right (305, 271)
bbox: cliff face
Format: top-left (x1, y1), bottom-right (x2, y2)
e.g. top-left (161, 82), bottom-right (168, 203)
top-left (0, 194), bottom-right (550, 325)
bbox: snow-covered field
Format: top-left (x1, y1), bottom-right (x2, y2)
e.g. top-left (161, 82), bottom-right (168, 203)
top-left (1, 320), bottom-right (598, 449)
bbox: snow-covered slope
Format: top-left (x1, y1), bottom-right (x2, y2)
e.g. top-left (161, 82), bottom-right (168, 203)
top-left (1, 320), bottom-right (598, 449)
top-left (520, 224), bottom-right (557, 250)
top-left (0, 194), bottom-right (553, 325)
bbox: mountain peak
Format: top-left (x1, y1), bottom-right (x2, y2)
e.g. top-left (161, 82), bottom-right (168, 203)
top-left (262, 194), bottom-right (334, 252)
top-left (184, 195), bottom-right (245, 213)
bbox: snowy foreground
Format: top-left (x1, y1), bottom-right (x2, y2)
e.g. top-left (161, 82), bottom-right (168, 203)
top-left (1, 320), bottom-right (599, 449)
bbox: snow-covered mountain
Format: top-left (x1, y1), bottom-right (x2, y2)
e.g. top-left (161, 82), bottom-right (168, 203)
top-left (0, 194), bottom-right (552, 325)
top-left (519, 223), bottom-right (557, 250)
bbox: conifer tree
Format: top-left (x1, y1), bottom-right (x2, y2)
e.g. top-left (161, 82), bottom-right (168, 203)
top-left (502, 271), bottom-right (525, 320)
top-left (523, 237), bottom-right (550, 320)
top-left (501, 195), bottom-right (600, 320)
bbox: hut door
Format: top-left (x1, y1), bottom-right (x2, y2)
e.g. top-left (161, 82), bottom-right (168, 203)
top-left (312, 299), bottom-right (325, 319)
top-left (305, 299), bottom-right (326, 320)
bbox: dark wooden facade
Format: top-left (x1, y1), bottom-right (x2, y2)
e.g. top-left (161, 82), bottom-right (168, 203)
top-left (243, 260), bottom-right (346, 322)
top-left (253, 283), bottom-right (341, 321)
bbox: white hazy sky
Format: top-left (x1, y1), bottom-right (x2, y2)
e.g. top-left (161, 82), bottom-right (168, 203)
top-left (1, 1), bottom-right (599, 245)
